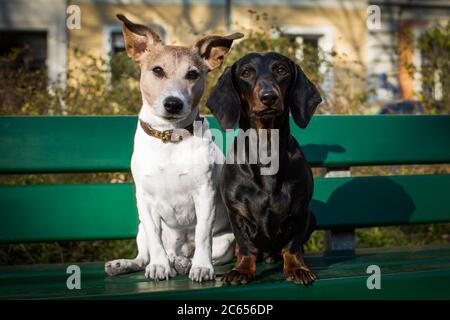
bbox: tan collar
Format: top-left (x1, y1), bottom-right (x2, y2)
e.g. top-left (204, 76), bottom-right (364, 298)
top-left (139, 119), bottom-right (200, 143)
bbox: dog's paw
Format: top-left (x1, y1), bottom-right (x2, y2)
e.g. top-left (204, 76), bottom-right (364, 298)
top-left (145, 261), bottom-right (176, 281)
top-left (105, 259), bottom-right (133, 276)
top-left (221, 268), bottom-right (254, 285)
top-left (284, 266), bottom-right (317, 285)
top-left (189, 264), bottom-right (215, 282)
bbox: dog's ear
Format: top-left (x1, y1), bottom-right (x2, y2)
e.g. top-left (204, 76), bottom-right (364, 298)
top-left (116, 14), bottom-right (162, 61)
top-left (286, 63), bottom-right (322, 129)
top-left (195, 33), bottom-right (243, 70)
top-left (206, 66), bottom-right (241, 130)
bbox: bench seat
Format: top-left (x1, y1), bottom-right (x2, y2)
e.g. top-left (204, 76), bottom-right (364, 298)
top-left (1, 245), bottom-right (450, 300)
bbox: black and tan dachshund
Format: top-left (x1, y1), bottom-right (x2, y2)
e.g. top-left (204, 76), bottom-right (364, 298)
top-left (206, 52), bottom-right (322, 285)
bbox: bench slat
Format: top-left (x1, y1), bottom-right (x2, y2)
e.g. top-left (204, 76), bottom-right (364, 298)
top-left (291, 115), bottom-right (450, 166)
top-left (1, 115), bottom-right (449, 173)
top-left (1, 246), bottom-right (450, 299)
top-left (312, 174), bottom-right (450, 229)
top-left (0, 116), bottom-right (136, 173)
top-left (1, 174), bottom-right (449, 243)
top-left (0, 184), bottom-right (138, 243)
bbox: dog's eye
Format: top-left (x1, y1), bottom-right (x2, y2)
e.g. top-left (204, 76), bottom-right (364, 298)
top-left (276, 66), bottom-right (288, 76)
top-left (241, 69), bottom-right (252, 78)
top-left (152, 66), bottom-right (165, 78)
top-left (185, 70), bottom-right (200, 81)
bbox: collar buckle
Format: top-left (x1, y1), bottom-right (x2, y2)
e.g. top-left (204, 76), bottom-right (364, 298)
top-left (161, 130), bottom-right (183, 143)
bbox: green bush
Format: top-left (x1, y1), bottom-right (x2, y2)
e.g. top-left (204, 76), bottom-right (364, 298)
top-left (407, 20), bottom-right (450, 113)
top-left (0, 48), bottom-right (141, 116)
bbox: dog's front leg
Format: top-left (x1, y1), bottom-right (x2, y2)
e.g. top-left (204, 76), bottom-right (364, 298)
top-left (136, 190), bottom-right (175, 281)
top-left (282, 212), bottom-right (317, 285)
top-left (221, 213), bottom-right (258, 285)
top-left (189, 183), bottom-right (215, 282)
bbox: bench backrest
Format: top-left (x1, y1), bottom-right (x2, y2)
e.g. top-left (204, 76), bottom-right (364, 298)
top-left (1, 115), bottom-right (449, 243)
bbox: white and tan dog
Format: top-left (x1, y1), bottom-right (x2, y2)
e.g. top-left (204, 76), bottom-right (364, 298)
top-left (105, 14), bottom-right (242, 282)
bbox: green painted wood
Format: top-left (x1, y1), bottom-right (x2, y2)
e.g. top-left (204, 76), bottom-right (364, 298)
top-left (1, 174), bottom-right (449, 243)
top-left (1, 115), bottom-right (449, 173)
top-left (1, 246), bottom-right (449, 299)
top-left (0, 184), bottom-right (138, 243)
top-left (290, 115), bottom-right (450, 167)
top-left (0, 116), bottom-right (137, 173)
top-left (312, 174), bottom-right (450, 229)
top-left (1, 115), bottom-right (449, 300)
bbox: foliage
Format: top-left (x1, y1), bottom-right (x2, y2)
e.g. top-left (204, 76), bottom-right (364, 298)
top-left (0, 49), bottom-right (141, 116)
top-left (407, 20), bottom-right (450, 113)
top-left (0, 11), bottom-right (371, 116)
top-left (356, 224), bottom-right (450, 249)
top-left (0, 49), bottom-right (49, 115)
top-left (1, 223), bottom-right (448, 265)
top-left (202, 13), bottom-right (369, 115)
top-left (0, 240), bottom-right (137, 265)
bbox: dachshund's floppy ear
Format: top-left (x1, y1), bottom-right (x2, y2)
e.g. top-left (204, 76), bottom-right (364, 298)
top-left (206, 66), bottom-right (241, 130)
top-left (287, 64), bottom-right (322, 129)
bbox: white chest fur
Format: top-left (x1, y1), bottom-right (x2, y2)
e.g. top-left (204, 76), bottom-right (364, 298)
top-left (131, 119), bottom-right (222, 229)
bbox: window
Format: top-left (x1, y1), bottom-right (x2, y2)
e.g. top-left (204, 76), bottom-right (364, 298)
top-left (0, 30), bottom-right (47, 71)
top-left (110, 30), bottom-right (126, 55)
top-left (105, 24), bottom-right (166, 56)
top-left (278, 26), bottom-right (334, 93)
top-left (281, 34), bottom-right (320, 76)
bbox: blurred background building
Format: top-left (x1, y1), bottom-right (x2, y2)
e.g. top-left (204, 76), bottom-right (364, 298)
top-left (0, 0), bottom-right (449, 113)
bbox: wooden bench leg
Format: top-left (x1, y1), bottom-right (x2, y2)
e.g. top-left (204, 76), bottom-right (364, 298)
top-left (324, 229), bottom-right (356, 252)
top-left (323, 167), bottom-right (355, 253)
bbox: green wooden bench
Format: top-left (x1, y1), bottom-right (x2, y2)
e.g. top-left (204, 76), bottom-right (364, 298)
top-left (1, 115), bottom-right (449, 299)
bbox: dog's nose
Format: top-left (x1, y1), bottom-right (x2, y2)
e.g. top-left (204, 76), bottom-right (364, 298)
top-left (163, 97), bottom-right (183, 114)
top-left (259, 90), bottom-right (279, 107)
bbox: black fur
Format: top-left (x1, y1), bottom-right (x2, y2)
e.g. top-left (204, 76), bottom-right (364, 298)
top-left (207, 52), bottom-right (321, 285)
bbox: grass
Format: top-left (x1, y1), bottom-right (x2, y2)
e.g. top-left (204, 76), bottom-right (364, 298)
top-left (1, 223), bottom-right (449, 265)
